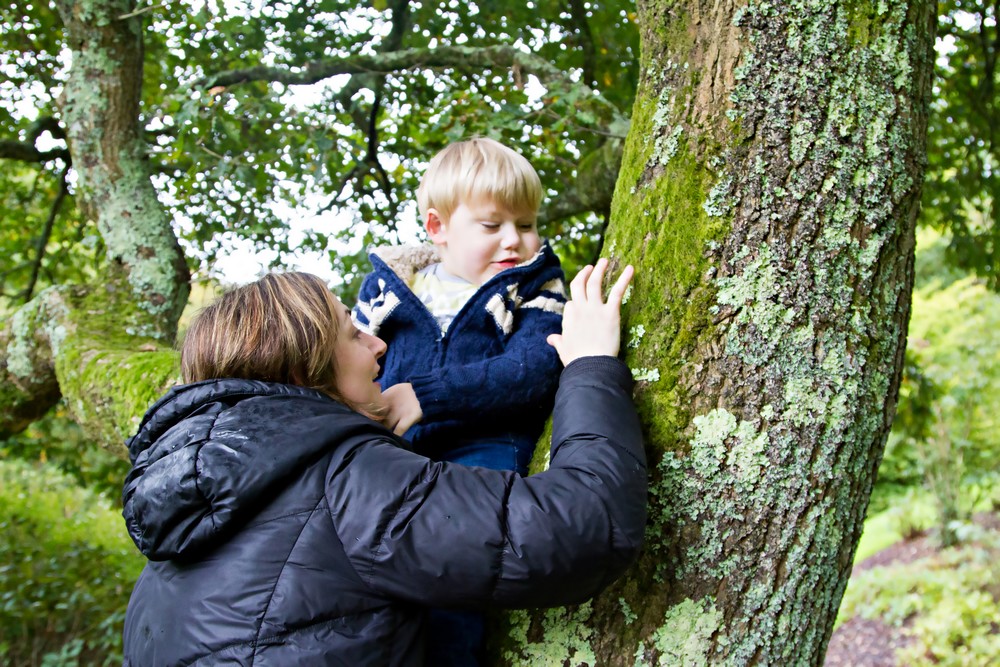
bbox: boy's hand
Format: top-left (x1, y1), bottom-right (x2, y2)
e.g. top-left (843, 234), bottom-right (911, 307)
top-left (546, 258), bottom-right (633, 365)
top-left (381, 383), bottom-right (423, 436)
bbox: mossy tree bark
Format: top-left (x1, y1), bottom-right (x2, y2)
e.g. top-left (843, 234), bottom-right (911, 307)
top-left (0, 0), bottom-right (188, 450)
top-left (495, 2), bottom-right (935, 665)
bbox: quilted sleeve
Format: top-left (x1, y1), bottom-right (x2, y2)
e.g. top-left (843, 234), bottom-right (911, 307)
top-left (326, 357), bottom-right (647, 609)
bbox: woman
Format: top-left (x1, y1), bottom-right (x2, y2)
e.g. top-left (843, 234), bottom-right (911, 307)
top-left (122, 260), bottom-right (645, 666)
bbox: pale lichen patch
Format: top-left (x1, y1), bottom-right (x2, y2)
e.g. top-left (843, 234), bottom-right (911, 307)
top-left (633, 597), bottom-right (725, 666)
top-left (632, 367), bottom-right (661, 382)
top-left (503, 603), bottom-right (596, 666)
top-left (7, 308), bottom-right (36, 380)
top-left (628, 324), bottom-right (647, 349)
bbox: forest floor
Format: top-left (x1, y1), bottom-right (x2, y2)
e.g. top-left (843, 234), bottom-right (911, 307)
top-left (823, 512), bottom-right (1000, 667)
top-left (823, 537), bottom-right (932, 666)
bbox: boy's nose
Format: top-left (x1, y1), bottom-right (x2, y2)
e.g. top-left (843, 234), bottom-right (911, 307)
top-left (500, 224), bottom-right (520, 248)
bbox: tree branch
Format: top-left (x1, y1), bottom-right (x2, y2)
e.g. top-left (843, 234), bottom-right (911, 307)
top-left (366, 89), bottom-right (400, 227)
top-left (566, 0), bottom-right (597, 86)
top-left (196, 44), bottom-right (626, 127)
top-left (23, 167), bottom-right (70, 304)
top-left (0, 117), bottom-right (71, 163)
top-left (0, 0), bottom-right (193, 448)
top-left (317, 0), bottom-right (409, 223)
top-left (0, 284), bottom-right (181, 449)
top-left (0, 139), bottom-right (70, 164)
top-left (0, 288), bottom-right (68, 437)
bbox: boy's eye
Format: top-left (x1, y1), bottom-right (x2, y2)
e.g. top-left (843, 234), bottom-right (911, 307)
top-left (480, 221), bottom-right (500, 229)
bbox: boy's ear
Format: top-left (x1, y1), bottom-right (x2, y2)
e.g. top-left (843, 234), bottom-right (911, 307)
top-left (424, 209), bottom-right (447, 245)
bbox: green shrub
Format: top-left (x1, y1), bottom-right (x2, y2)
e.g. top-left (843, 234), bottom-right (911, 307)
top-left (0, 404), bottom-right (129, 504)
top-left (878, 229), bottom-right (1000, 541)
top-left (838, 521), bottom-right (1000, 666)
top-left (854, 490), bottom-right (938, 563)
top-left (0, 459), bottom-right (143, 666)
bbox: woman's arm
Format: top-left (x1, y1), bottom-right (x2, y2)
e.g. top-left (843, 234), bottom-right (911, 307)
top-left (326, 357), bottom-right (645, 609)
top-left (327, 261), bottom-right (645, 608)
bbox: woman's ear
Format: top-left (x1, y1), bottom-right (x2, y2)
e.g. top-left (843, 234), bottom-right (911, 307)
top-left (424, 209), bottom-right (448, 245)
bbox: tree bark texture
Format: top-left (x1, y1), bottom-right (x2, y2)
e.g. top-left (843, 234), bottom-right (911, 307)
top-left (495, 2), bottom-right (936, 665)
top-left (0, 0), bottom-right (188, 449)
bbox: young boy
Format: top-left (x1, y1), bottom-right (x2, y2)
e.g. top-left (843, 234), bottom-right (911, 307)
top-left (352, 137), bottom-right (566, 665)
top-left (353, 137), bottom-right (566, 474)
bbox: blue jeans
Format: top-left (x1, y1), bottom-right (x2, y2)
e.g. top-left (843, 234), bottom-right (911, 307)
top-left (437, 438), bottom-right (533, 476)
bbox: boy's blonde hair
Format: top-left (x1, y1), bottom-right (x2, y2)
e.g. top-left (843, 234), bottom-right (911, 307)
top-left (417, 137), bottom-right (542, 222)
top-left (181, 272), bottom-right (344, 401)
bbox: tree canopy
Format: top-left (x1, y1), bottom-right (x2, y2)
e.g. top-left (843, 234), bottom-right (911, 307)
top-left (1, 0), bottom-right (638, 303)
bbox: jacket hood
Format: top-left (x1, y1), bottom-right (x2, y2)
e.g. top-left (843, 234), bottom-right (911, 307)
top-left (369, 243), bottom-right (441, 283)
top-left (122, 379), bottom-right (388, 561)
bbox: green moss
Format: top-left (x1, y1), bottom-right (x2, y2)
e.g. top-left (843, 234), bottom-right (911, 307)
top-left (58, 346), bottom-right (179, 449)
top-left (602, 47), bottom-right (736, 592)
top-left (527, 416), bottom-right (554, 475)
top-left (647, 5), bottom-right (691, 61)
top-left (49, 283), bottom-right (181, 455)
top-left (843, 0), bottom-right (888, 48)
top-left (607, 126), bottom-right (728, 448)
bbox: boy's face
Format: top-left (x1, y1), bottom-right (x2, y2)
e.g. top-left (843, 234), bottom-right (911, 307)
top-left (426, 198), bottom-right (542, 285)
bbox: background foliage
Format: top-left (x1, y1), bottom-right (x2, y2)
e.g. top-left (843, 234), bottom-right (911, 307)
top-left (874, 230), bottom-right (1000, 510)
top-left (837, 522), bottom-right (1000, 667)
top-left (1, 0), bottom-right (638, 304)
top-left (0, 460), bottom-right (143, 666)
top-left (923, 1), bottom-right (999, 288)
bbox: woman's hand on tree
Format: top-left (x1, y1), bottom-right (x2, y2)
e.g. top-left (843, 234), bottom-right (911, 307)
top-left (547, 258), bottom-right (634, 365)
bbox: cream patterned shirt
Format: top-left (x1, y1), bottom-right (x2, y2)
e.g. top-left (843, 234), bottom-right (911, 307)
top-left (409, 263), bottom-right (477, 333)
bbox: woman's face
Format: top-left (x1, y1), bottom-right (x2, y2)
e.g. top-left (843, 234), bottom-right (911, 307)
top-left (332, 299), bottom-right (387, 411)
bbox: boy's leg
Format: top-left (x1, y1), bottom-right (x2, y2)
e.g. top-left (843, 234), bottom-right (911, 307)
top-left (438, 438), bottom-right (529, 476)
top-left (425, 608), bottom-right (485, 667)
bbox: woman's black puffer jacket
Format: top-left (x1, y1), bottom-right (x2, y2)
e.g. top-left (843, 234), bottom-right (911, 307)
top-left (121, 357), bottom-right (646, 666)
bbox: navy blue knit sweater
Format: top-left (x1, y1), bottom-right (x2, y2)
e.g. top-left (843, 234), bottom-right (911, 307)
top-left (352, 244), bottom-right (566, 463)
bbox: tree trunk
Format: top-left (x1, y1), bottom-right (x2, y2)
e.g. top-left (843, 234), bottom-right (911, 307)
top-left (494, 2), bottom-right (935, 665)
top-left (0, 0), bottom-right (188, 449)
